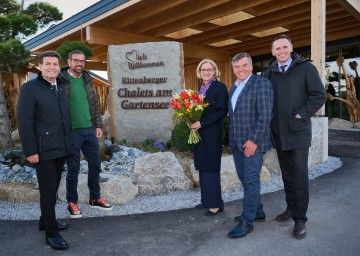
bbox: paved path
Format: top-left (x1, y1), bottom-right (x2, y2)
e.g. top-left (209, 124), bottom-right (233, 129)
top-left (1, 129), bottom-right (359, 256)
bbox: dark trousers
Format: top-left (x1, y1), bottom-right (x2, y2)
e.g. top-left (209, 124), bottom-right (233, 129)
top-left (66, 126), bottom-right (101, 203)
top-left (199, 171), bottom-right (223, 209)
top-left (36, 157), bottom-right (66, 237)
top-left (277, 148), bottom-right (309, 223)
top-left (233, 145), bottom-right (264, 225)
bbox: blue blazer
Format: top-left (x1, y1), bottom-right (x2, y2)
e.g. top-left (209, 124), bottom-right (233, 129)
top-left (228, 74), bottom-right (274, 153)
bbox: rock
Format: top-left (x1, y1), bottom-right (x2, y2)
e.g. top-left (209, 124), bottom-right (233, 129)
top-left (58, 173), bottom-right (138, 205)
top-left (353, 122), bottom-right (360, 129)
top-left (219, 155), bottom-right (241, 191)
top-left (260, 166), bottom-right (271, 182)
top-left (0, 183), bottom-right (39, 203)
top-left (263, 149), bottom-right (281, 175)
top-left (190, 154), bottom-right (271, 192)
top-left (134, 152), bottom-right (193, 194)
top-left (329, 118), bottom-right (354, 129)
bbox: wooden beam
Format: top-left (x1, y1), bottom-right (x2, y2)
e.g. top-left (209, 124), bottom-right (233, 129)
top-left (123, 0), bottom-right (233, 34)
top-left (182, 2), bottom-right (310, 45)
top-left (104, 0), bottom-right (192, 30)
top-left (84, 61), bottom-right (107, 71)
top-left (145, 0), bottom-right (273, 37)
top-left (311, 0), bottom-right (326, 87)
top-left (334, 0), bottom-right (360, 22)
top-left (86, 25), bottom-right (231, 62)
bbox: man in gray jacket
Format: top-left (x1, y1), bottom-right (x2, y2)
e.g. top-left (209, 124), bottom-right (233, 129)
top-left (264, 34), bottom-right (326, 239)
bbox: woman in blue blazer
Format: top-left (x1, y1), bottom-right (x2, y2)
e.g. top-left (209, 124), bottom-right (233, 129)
top-left (190, 59), bottom-right (229, 216)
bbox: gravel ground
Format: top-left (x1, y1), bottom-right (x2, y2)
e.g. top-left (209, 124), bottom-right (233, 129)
top-left (0, 156), bottom-right (342, 220)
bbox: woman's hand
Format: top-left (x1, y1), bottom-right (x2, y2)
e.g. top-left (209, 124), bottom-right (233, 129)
top-left (190, 121), bottom-right (202, 131)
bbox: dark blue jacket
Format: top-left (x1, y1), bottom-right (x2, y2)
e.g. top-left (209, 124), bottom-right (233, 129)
top-left (193, 79), bottom-right (229, 172)
top-left (228, 74), bottom-right (274, 153)
top-left (17, 72), bottom-right (73, 161)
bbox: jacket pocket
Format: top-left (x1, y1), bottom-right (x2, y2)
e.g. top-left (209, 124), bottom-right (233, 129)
top-left (287, 115), bottom-right (308, 134)
top-left (37, 128), bottom-right (63, 152)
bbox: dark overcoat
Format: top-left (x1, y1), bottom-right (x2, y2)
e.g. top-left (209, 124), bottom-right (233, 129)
top-left (17, 72), bottom-right (73, 161)
top-left (193, 79), bottom-right (229, 172)
top-left (264, 52), bottom-right (327, 151)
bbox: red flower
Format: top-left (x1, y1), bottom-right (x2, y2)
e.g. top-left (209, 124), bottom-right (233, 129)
top-left (183, 99), bottom-right (191, 108)
top-left (191, 93), bottom-right (199, 101)
top-left (179, 91), bottom-right (189, 100)
top-left (170, 99), bottom-right (182, 109)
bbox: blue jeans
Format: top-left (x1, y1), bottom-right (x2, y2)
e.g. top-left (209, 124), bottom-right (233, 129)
top-left (232, 145), bottom-right (264, 225)
top-left (66, 126), bottom-right (101, 203)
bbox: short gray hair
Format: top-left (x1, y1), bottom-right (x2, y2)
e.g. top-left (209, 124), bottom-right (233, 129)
top-left (232, 52), bottom-right (252, 65)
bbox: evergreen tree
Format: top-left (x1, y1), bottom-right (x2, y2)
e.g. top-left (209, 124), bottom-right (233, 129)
top-left (0, 0), bottom-right (63, 149)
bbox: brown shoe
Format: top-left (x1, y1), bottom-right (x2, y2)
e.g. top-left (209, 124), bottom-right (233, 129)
top-left (275, 209), bottom-right (292, 222)
top-left (293, 223), bottom-right (306, 239)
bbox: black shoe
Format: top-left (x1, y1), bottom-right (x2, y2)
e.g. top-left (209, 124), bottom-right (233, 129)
top-left (39, 220), bottom-right (69, 231)
top-left (293, 223), bottom-right (306, 239)
top-left (45, 234), bottom-right (69, 250)
top-left (194, 203), bottom-right (205, 209)
top-left (228, 221), bottom-right (254, 239)
top-left (275, 209), bottom-right (293, 222)
top-left (205, 206), bottom-right (224, 216)
top-left (234, 212), bottom-right (266, 222)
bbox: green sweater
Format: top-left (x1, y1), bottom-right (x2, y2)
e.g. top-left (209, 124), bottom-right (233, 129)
top-left (68, 75), bottom-right (92, 129)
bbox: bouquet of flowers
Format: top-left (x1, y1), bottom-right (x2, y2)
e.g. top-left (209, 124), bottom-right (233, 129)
top-left (169, 89), bottom-right (208, 144)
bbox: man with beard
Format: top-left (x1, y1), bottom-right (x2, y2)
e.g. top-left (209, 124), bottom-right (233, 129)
top-left (59, 50), bottom-right (112, 219)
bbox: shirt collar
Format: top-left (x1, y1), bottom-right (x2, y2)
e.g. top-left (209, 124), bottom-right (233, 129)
top-left (278, 58), bottom-right (293, 71)
top-left (235, 73), bottom-right (252, 87)
top-left (67, 69), bottom-right (82, 78)
top-left (43, 77), bottom-right (57, 86)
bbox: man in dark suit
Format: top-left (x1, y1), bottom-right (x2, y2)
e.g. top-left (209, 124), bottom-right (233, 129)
top-left (264, 34), bottom-right (326, 239)
top-left (227, 52), bottom-right (273, 239)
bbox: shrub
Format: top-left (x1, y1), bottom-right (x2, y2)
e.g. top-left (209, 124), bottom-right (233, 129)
top-left (142, 136), bottom-right (164, 152)
top-left (171, 121), bottom-right (192, 152)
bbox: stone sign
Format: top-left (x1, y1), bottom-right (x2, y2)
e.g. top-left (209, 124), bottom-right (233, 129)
top-left (108, 42), bottom-right (184, 142)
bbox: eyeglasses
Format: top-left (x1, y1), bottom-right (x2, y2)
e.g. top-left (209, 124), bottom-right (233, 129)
top-left (71, 59), bottom-right (86, 64)
top-left (200, 68), bottom-right (214, 73)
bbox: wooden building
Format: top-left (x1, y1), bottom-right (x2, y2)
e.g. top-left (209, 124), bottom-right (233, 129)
top-left (23, 0), bottom-right (360, 88)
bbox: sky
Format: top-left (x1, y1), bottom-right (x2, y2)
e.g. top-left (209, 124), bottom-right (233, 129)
top-left (18, 0), bottom-right (100, 20)
top-left (17, 0), bottom-right (107, 77)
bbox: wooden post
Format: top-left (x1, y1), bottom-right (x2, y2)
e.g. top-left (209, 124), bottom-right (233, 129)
top-left (311, 0), bottom-right (326, 116)
top-left (311, 0), bottom-right (328, 161)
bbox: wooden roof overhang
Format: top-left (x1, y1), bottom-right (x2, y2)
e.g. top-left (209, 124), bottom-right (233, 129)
top-left (24, 0), bottom-right (360, 71)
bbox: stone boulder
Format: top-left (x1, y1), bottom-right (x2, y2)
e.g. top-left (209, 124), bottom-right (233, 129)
top-left (353, 122), bottom-right (360, 129)
top-left (329, 118), bottom-right (354, 129)
top-left (190, 155), bottom-right (272, 192)
top-left (263, 149), bottom-right (281, 175)
top-left (134, 152), bottom-right (193, 194)
top-left (58, 173), bottom-right (138, 205)
top-left (0, 183), bottom-right (39, 203)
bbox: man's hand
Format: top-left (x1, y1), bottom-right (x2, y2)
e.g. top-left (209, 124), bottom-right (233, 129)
top-left (96, 128), bottom-right (103, 138)
top-left (243, 140), bottom-right (257, 157)
top-left (27, 154), bottom-right (39, 163)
